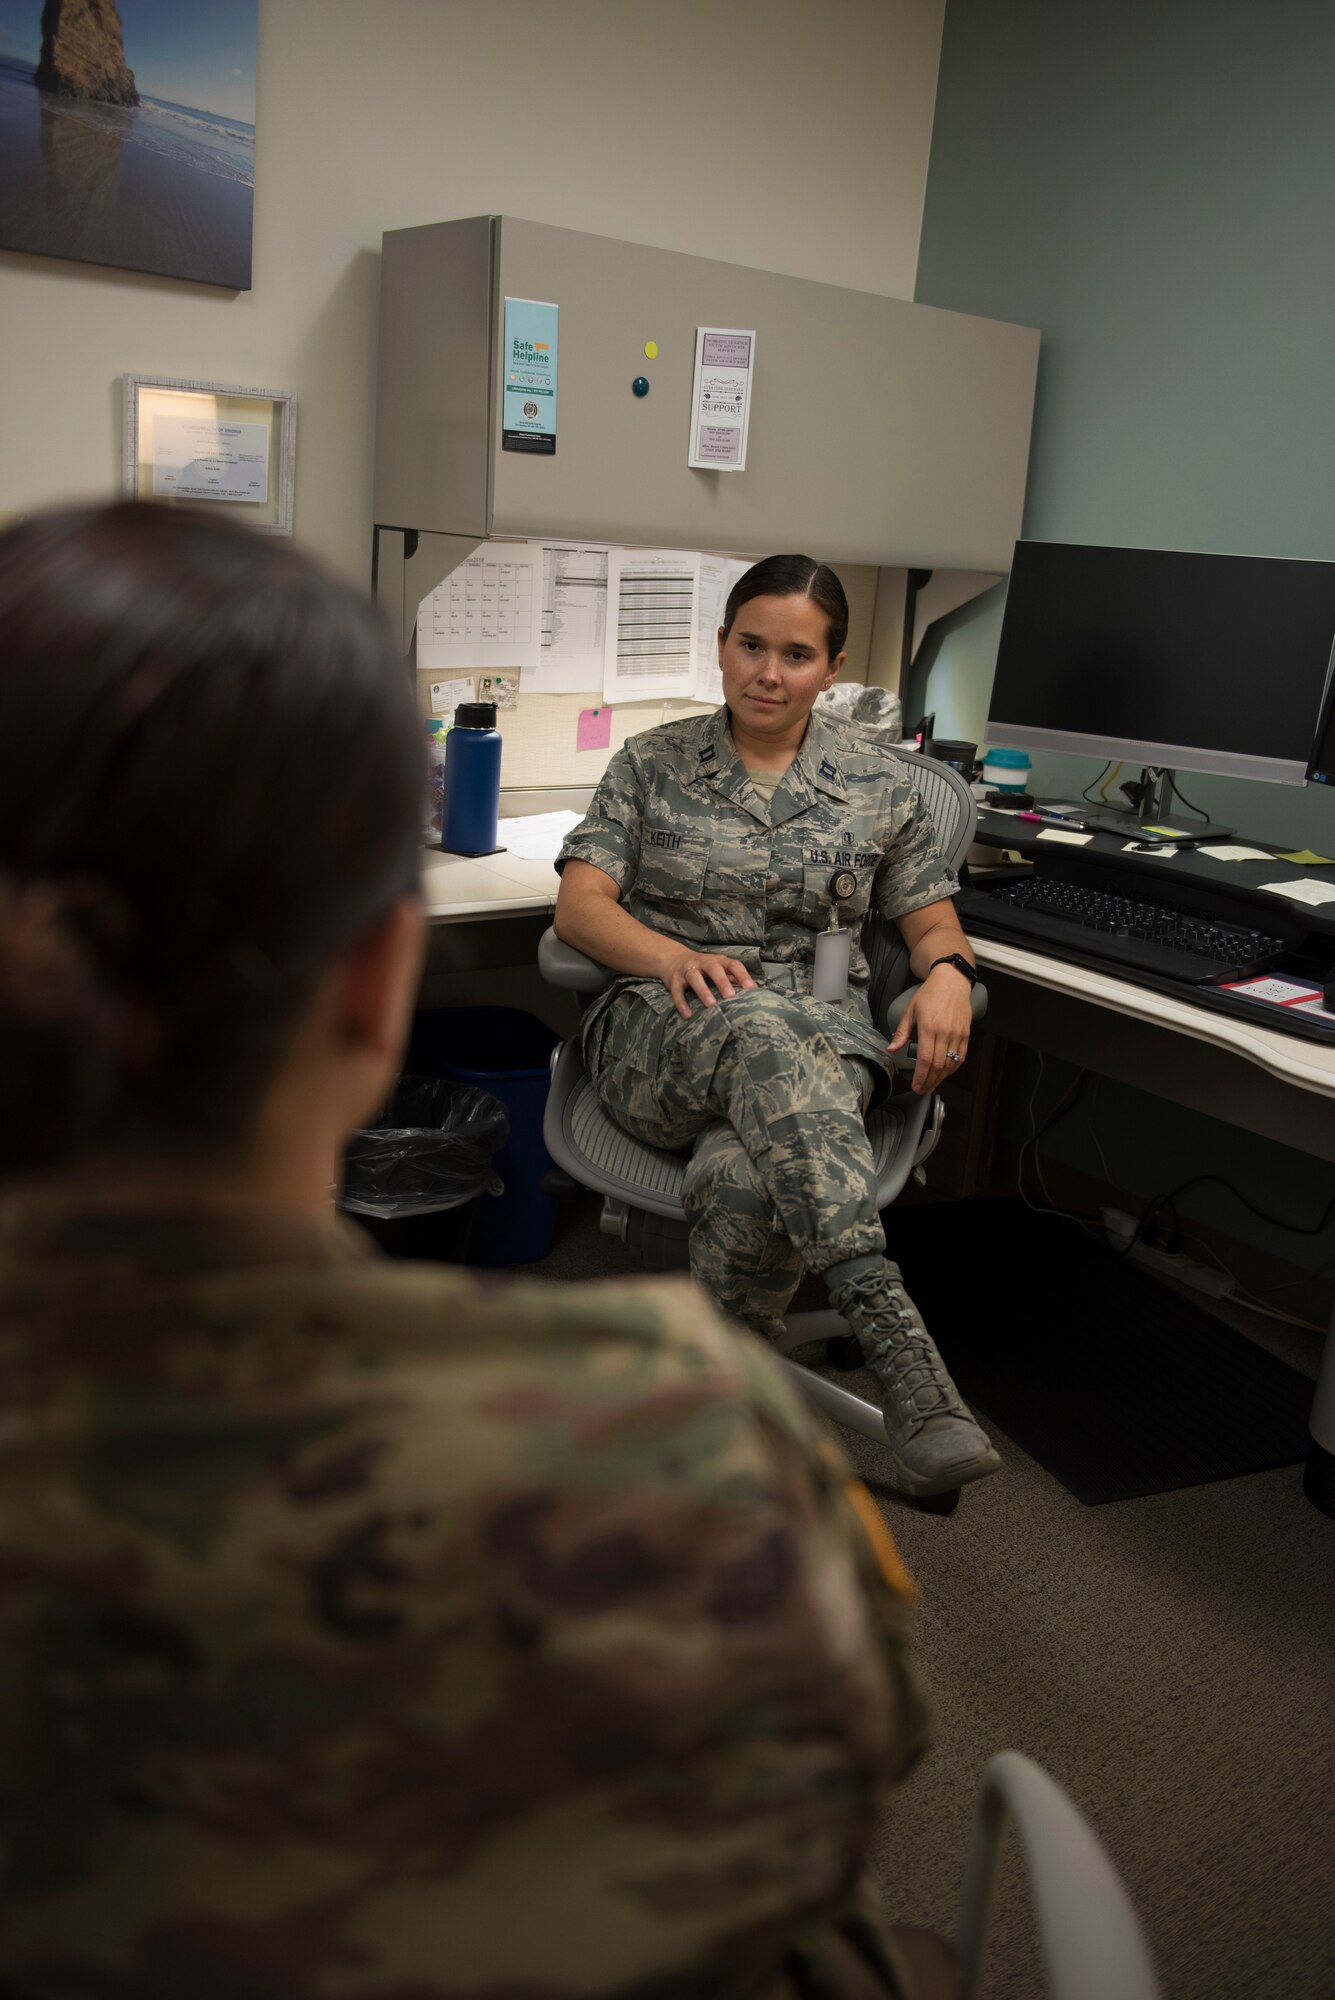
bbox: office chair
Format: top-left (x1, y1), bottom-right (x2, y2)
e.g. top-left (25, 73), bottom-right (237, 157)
top-left (540, 747), bottom-right (986, 1497)
top-left (890, 1750), bottom-right (1161, 2000)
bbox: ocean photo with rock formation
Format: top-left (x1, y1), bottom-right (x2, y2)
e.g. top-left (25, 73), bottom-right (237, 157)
top-left (0, 0), bottom-right (256, 289)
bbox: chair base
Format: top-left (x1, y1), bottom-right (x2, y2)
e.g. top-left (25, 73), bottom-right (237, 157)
top-left (775, 1309), bottom-right (889, 1445)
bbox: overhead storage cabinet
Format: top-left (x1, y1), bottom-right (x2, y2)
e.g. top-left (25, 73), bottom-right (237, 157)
top-left (374, 215), bottom-right (1039, 585)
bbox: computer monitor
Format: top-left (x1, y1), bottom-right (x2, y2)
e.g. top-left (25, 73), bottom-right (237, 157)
top-left (987, 541), bottom-right (1335, 788)
top-left (1307, 651), bottom-right (1335, 786)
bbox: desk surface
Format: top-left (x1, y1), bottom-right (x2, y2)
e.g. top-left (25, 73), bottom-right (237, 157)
top-left (970, 804), bottom-right (1335, 1099)
top-left (973, 936), bottom-right (1335, 1101)
top-left (421, 846), bottom-right (560, 923)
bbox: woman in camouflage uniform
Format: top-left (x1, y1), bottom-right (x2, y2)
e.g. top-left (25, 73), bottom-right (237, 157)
top-left (557, 554), bottom-right (999, 1499)
top-left (0, 507), bottom-right (933, 1999)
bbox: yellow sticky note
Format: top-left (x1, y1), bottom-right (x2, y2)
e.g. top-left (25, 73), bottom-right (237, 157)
top-left (1274, 848), bottom-right (1335, 866)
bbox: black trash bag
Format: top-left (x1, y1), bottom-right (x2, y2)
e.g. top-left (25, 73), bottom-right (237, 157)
top-left (342, 1075), bottom-right (507, 1220)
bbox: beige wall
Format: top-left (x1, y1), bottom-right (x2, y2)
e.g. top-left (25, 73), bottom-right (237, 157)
top-left (0, 0), bottom-right (945, 579)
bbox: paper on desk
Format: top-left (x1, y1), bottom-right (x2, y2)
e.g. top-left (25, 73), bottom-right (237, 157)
top-left (1038, 828), bottom-right (1093, 846)
top-left (1195, 844), bottom-right (1275, 863)
top-left (526, 541), bottom-right (611, 692)
top-left (1121, 841), bottom-right (1178, 857)
top-left (1254, 877), bottom-right (1335, 908)
top-left (604, 548), bottom-right (700, 702)
top-left (495, 809), bottom-right (582, 862)
top-left (1219, 974), bottom-right (1323, 1005)
top-left (1275, 848), bottom-right (1335, 866)
top-left (417, 543), bottom-right (540, 670)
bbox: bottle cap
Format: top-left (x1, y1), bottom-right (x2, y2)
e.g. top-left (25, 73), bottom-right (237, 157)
top-left (455, 702), bottom-right (497, 728)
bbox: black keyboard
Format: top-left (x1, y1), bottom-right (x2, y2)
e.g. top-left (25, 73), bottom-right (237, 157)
top-left (964, 875), bottom-right (1288, 982)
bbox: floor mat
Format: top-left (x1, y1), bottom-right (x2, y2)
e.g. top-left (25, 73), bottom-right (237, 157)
top-left (888, 1198), bottom-right (1315, 1504)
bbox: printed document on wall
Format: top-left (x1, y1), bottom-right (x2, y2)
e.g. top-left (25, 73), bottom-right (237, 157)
top-left (604, 548), bottom-right (700, 702)
top-left (527, 541), bottom-right (611, 692)
top-left (417, 543), bottom-right (540, 671)
top-left (688, 328), bottom-right (756, 471)
top-left (694, 552), bottom-right (753, 702)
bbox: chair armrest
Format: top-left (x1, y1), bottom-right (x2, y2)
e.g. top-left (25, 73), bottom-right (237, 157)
top-left (953, 1752), bottom-right (1159, 2000)
top-left (883, 979), bottom-right (988, 1068)
top-left (538, 925), bottom-right (617, 994)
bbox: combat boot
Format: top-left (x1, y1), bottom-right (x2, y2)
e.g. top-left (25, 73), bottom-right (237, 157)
top-left (826, 1261), bottom-right (1000, 1496)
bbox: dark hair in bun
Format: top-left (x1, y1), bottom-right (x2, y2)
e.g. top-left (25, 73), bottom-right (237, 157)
top-left (720, 554), bottom-right (849, 659)
top-left (0, 502), bottom-right (422, 1179)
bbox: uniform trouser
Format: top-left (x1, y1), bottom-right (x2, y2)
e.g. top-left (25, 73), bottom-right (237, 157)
top-left (591, 986), bottom-right (888, 1336)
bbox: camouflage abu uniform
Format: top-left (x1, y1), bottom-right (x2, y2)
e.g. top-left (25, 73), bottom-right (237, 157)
top-left (0, 1206), bottom-right (930, 1998)
top-left (557, 705), bottom-right (957, 1334)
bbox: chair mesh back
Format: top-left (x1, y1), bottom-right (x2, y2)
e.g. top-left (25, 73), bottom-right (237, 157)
top-left (864, 749), bottom-right (976, 1027)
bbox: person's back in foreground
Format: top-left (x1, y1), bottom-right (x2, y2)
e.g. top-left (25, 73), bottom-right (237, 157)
top-left (0, 505), bottom-right (930, 1998)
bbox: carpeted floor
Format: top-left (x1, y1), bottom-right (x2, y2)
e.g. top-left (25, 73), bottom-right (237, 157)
top-left (523, 1192), bottom-right (1335, 2000)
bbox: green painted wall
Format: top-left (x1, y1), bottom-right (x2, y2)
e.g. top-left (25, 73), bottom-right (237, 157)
top-left (915, 0), bottom-right (1335, 1278)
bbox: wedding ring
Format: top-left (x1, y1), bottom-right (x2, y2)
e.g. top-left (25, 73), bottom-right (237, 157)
top-left (945, 1049), bottom-right (961, 1063)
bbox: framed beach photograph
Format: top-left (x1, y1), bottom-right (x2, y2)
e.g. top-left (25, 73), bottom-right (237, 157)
top-left (0, 0), bottom-right (256, 289)
top-left (124, 377), bottom-right (296, 534)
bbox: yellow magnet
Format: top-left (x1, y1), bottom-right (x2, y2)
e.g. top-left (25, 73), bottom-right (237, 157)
top-left (643, 340), bottom-right (658, 359)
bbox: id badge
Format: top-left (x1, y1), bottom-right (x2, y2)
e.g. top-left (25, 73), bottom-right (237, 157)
top-left (813, 926), bottom-right (852, 1003)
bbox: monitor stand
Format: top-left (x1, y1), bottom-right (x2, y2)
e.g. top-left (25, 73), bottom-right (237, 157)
top-left (1076, 805), bottom-right (1236, 844)
top-left (1041, 768), bottom-right (1234, 844)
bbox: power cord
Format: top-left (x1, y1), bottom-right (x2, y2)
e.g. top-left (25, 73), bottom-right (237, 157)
top-left (1174, 1230), bottom-right (1329, 1334)
top-left (1079, 761), bottom-right (1134, 813)
top-left (1160, 768), bottom-right (1211, 823)
top-left (1143, 1172), bottom-right (1335, 1240)
top-left (1017, 1057), bottom-right (1102, 1231)
top-left (1116, 1174), bottom-right (1334, 1323)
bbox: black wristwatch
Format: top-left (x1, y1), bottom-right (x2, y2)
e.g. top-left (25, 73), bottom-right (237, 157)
top-left (926, 952), bottom-right (978, 989)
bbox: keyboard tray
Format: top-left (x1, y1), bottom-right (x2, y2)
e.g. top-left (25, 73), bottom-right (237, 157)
top-left (958, 874), bottom-right (1335, 1045)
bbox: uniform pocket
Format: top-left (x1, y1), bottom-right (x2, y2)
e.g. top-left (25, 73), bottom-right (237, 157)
top-left (592, 983), bottom-right (677, 1075)
top-left (636, 830), bottom-right (710, 904)
top-left (703, 840), bottom-right (766, 946)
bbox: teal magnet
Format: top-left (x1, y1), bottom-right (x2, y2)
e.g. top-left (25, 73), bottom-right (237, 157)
top-left (632, 376), bottom-right (650, 397)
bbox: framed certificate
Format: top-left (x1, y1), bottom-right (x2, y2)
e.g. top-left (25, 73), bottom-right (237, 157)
top-left (123, 376), bottom-right (296, 533)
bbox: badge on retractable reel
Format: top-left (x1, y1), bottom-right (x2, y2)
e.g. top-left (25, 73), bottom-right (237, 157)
top-left (813, 868), bottom-right (858, 1002)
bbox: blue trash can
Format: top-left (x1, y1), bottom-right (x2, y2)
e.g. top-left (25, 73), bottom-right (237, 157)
top-left (408, 1007), bottom-right (560, 1266)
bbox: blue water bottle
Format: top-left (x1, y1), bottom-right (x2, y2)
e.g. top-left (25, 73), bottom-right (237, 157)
top-left (441, 701), bottom-right (503, 855)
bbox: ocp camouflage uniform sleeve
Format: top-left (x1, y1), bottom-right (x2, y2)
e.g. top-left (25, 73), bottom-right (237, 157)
top-left (872, 775), bottom-right (959, 921)
top-left (557, 741), bottom-right (644, 892)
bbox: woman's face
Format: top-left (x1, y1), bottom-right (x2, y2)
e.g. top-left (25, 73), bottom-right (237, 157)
top-left (718, 592), bottom-right (843, 737)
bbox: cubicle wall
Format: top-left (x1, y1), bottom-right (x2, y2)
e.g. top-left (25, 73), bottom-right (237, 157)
top-left (411, 554), bottom-right (880, 791)
top-left (375, 215), bottom-right (1039, 570)
top-left (374, 213), bottom-right (1036, 790)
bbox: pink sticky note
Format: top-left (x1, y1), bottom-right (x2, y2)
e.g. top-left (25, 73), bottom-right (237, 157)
top-left (577, 705), bottom-right (612, 751)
